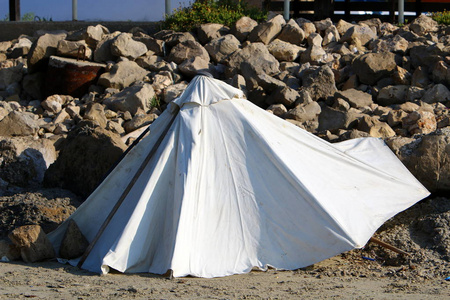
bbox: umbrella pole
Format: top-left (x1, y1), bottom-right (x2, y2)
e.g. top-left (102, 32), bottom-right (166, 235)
top-left (369, 237), bottom-right (410, 256)
top-left (77, 110), bottom-right (179, 268)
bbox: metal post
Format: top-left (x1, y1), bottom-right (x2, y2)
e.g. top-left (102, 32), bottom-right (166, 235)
top-left (398, 0), bottom-right (404, 25)
top-left (9, 0), bottom-right (20, 21)
top-left (72, 0), bottom-right (78, 21)
top-left (165, 0), bottom-right (171, 16)
top-left (284, 0), bottom-right (290, 21)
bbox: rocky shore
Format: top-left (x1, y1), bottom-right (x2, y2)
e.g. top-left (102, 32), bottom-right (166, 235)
top-left (0, 12), bottom-right (449, 292)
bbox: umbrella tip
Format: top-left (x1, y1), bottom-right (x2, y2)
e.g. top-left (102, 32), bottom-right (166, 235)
top-left (196, 71), bottom-right (214, 78)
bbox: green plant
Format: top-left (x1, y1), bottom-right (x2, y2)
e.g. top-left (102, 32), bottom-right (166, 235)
top-left (431, 10), bottom-right (450, 25)
top-left (150, 96), bottom-right (161, 109)
top-left (1, 12), bottom-right (53, 22)
top-left (164, 0), bottom-right (267, 32)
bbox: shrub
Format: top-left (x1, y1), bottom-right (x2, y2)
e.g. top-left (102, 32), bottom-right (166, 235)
top-left (431, 10), bottom-right (450, 25)
top-left (164, 0), bottom-right (267, 32)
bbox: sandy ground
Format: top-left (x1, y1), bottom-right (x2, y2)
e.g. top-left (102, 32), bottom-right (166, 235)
top-left (1, 256), bottom-right (449, 300)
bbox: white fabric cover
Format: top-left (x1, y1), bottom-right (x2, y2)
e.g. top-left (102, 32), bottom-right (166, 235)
top-left (48, 76), bottom-right (429, 278)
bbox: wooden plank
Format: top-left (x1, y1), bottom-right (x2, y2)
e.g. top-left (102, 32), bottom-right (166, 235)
top-left (9, 0), bottom-right (20, 21)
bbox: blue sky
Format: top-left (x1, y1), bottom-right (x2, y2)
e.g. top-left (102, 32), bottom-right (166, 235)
top-left (1, 0), bottom-right (191, 21)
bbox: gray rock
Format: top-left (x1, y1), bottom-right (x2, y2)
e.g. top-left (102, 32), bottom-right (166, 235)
top-left (314, 18), bottom-right (333, 32)
top-left (27, 32), bottom-right (67, 72)
top-left (197, 23), bottom-right (230, 45)
top-left (0, 64), bottom-right (24, 90)
top-left (8, 225), bottom-right (55, 263)
top-left (163, 82), bottom-right (188, 103)
top-left (179, 57), bottom-right (211, 78)
top-left (44, 122), bottom-right (127, 197)
top-left (335, 88), bottom-right (373, 108)
top-left (410, 43), bottom-right (446, 69)
top-left (0, 111), bottom-right (38, 137)
top-left (267, 39), bottom-right (304, 62)
top-left (409, 14), bottom-right (438, 36)
top-left (167, 40), bottom-right (210, 65)
top-left (322, 25), bottom-right (340, 46)
top-left (357, 115), bottom-right (396, 138)
top-left (84, 103), bottom-right (107, 128)
top-left (340, 25), bottom-right (377, 46)
top-left (59, 219), bottom-right (89, 259)
top-left (22, 72), bottom-right (45, 100)
top-left (9, 37), bottom-right (33, 59)
top-left (134, 36), bottom-right (164, 56)
top-left (432, 60), bottom-right (450, 86)
top-left (93, 31), bottom-right (121, 63)
top-left (268, 86), bottom-right (300, 107)
top-left (376, 85), bottom-right (409, 106)
top-left (266, 104), bottom-right (287, 117)
top-left (103, 83), bottom-right (155, 115)
top-left (277, 19), bottom-right (305, 46)
top-left (123, 113), bottom-right (158, 133)
top-left (98, 60), bottom-right (148, 89)
top-left (301, 33), bottom-right (327, 64)
top-left (57, 40), bottom-right (92, 60)
top-left (232, 16), bottom-right (258, 42)
top-left (301, 65), bottom-right (337, 102)
top-left (135, 54), bottom-right (164, 71)
top-left (248, 14), bottom-right (285, 45)
top-left (205, 34), bottom-right (240, 64)
top-left (387, 110), bottom-right (408, 127)
top-left (318, 106), bottom-right (358, 132)
top-left (284, 101), bottom-right (321, 122)
top-left (393, 65), bottom-right (411, 85)
top-left (368, 34), bottom-right (408, 54)
top-left (111, 33), bottom-right (147, 59)
top-left (352, 52), bottom-right (398, 85)
top-left (83, 24), bottom-right (110, 48)
top-left (411, 66), bottom-right (430, 88)
top-left (256, 74), bottom-right (286, 93)
top-left (296, 18), bottom-right (316, 39)
top-left (402, 110), bottom-right (437, 135)
top-left (421, 84), bottom-right (450, 104)
top-left (336, 19), bottom-right (354, 36)
top-left (0, 137), bottom-right (57, 188)
top-left (0, 240), bottom-right (20, 261)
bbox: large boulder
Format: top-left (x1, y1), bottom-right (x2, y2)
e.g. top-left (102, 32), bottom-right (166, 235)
top-left (103, 83), bottom-right (155, 115)
top-left (388, 128), bottom-right (450, 192)
top-left (301, 65), bottom-right (337, 102)
top-left (334, 88), bottom-right (373, 108)
top-left (57, 40), bottom-right (92, 60)
top-left (59, 219), bottom-right (89, 259)
top-left (98, 61), bottom-right (148, 89)
top-left (247, 14), bottom-right (285, 45)
top-left (409, 14), bottom-right (439, 36)
top-left (0, 111), bottom-right (39, 137)
top-left (376, 85), bottom-right (409, 106)
top-left (277, 19), bottom-right (305, 46)
top-left (111, 33), bottom-right (147, 59)
top-left (352, 52), bottom-right (398, 85)
top-left (8, 225), bottom-right (55, 262)
top-left (44, 122), bottom-right (127, 198)
top-left (82, 24), bottom-right (110, 48)
top-left (0, 137), bottom-right (57, 189)
top-left (167, 40), bottom-right (210, 65)
top-left (93, 31), bottom-right (121, 63)
top-left (0, 63), bottom-right (24, 90)
top-left (267, 39), bottom-right (304, 62)
top-left (204, 34), bottom-right (241, 64)
top-left (197, 23), bottom-right (230, 45)
top-left (27, 32), bottom-right (67, 72)
top-left (232, 16), bottom-right (258, 42)
top-left (339, 25), bottom-right (377, 46)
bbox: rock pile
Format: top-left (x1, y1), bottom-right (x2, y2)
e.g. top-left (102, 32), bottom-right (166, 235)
top-left (0, 14), bottom-right (449, 262)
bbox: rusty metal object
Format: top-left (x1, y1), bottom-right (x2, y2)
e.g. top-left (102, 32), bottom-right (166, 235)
top-left (77, 45), bottom-right (86, 61)
top-left (45, 56), bottom-right (106, 98)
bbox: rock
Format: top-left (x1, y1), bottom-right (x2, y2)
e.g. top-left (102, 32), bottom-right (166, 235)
top-left (301, 65), bottom-right (337, 102)
top-left (22, 72), bottom-right (45, 100)
top-left (266, 104), bottom-right (287, 117)
top-left (0, 137), bottom-right (57, 188)
top-left (83, 24), bottom-right (109, 48)
top-left (296, 18), bottom-right (316, 39)
top-left (393, 65), bottom-right (411, 85)
top-left (0, 111), bottom-right (39, 137)
top-left (387, 110), bottom-right (408, 127)
top-left (135, 54), bottom-right (164, 71)
top-left (106, 120), bottom-right (125, 135)
top-left (0, 240), bottom-right (20, 261)
top-left (227, 42), bottom-right (280, 77)
top-left (256, 74), bottom-right (286, 93)
top-left (318, 106), bottom-right (358, 132)
top-left (432, 60), bottom-right (450, 86)
top-left (267, 39), bottom-right (304, 62)
top-left (8, 225), bottom-right (55, 263)
top-left (268, 86), bottom-right (300, 107)
top-left (352, 52), bottom-right (398, 85)
top-left (167, 40), bottom-right (209, 65)
top-left (93, 31), bottom-right (121, 63)
top-left (84, 103), bottom-right (107, 128)
top-left (334, 88), bottom-right (373, 108)
top-left (57, 40), bottom-right (92, 60)
top-left (9, 37), bottom-right (33, 59)
top-left (204, 34), bottom-right (240, 64)
top-left (333, 97), bottom-right (351, 111)
top-left (59, 219), bottom-right (89, 259)
top-left (376, 85), bottom-right (408, 106)
top-left (123, 113), bottom-right (158, 133)
top-left (111, 33), bottom-right (147, 59)
top-left (284, 101), bottom-right (321, 122)
top-left (421, 84), bottom-right (450, 104)
top-left (0, 63), bottom-right (24, 90)
top-left (134, 36), bottom-right (164, 56)
top-left (41, 98), bottom-right (62, 114)
top-left (179, 57), bottom-right (211, 78)
top-left (357, 115), bottom-right (396, 138)
top-left (336, 19), bottom-right (353, 36)
top-left (301, 33), bottom-right (327, 64)
top-left (232, 16), bottom-right (258, 42)
top-left (0, 41), bottom-right (12, 52)
top-left (160, 31), bottom-right (196, 49)
top-left (27, 32), bottom-right (67, 72)
top-left (410, 43), bottom-right (446, 69)
top-left (277, 19), bottom-right (305, 46)
top-left (322, 25), bottom-right (340, 46)
top-left (248, 14), bottom-right (285, 45)
top-left (392, 128), bottom-right (450, 192)
top-left (44, 123), bottom-right (127, 198)
top-left (340, 25), bottom-right (377, 46)
top-left (98, 61), bottom-right (148, 89)
top-left (402, 110), bottom-right (437, 135)
top-left (409, 14), bottom-right (438, 36)
top-left (163, 82), bottom-right (188, 103)
top-left (103, 83), bottom-right (155, 115)
top-left (197, 23), bottom-right (230, 45)
top-left (368, 35), bottom-right (408, 54)
top-left (151, 71), bottom-right (173, 92)
top-left (411, 66), bottom-right (430, 88)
